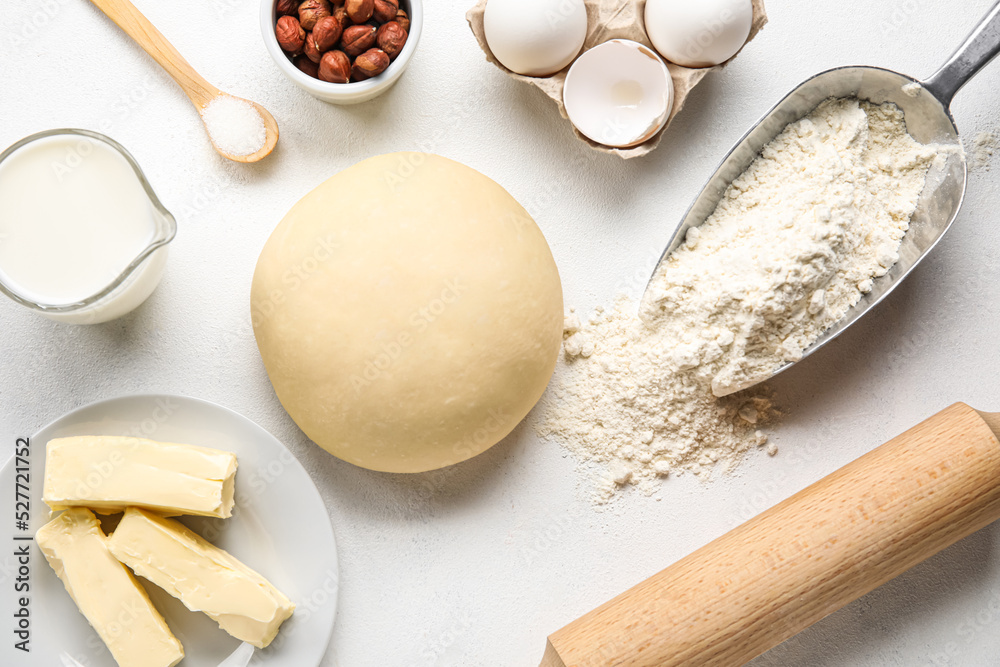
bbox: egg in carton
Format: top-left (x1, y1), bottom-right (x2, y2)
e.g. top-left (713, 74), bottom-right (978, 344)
top-left (466, 0), bottom-right (768, 159)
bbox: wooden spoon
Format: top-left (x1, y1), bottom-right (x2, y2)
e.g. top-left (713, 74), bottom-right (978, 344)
top-left (539, 402), bottom-right (1000, 666)
top-left (87, 0), bottom-right (278, 163)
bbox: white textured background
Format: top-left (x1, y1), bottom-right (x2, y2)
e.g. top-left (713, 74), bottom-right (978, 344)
top-left (3, 0), bottom-right (1000, 665)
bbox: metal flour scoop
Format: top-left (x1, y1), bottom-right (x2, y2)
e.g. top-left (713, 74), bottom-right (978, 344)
top-left (641, 2), bottom-right (1000, 397)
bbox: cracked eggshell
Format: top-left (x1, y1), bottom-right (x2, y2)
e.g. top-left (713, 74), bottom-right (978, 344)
top-left (563, 39), bottom-right (674, 149)
top-left (484, 0), bottom-right (588, 77)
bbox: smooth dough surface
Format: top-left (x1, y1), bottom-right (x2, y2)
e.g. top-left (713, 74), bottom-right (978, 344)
top-left (252, 153), bottom-right (564, 473)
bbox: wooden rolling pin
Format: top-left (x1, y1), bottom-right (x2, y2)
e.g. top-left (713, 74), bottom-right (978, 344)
top-left (540, 403), bottom-right (1000, 667)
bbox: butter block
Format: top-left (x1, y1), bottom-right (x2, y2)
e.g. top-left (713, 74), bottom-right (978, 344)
top-left (108, 508), bottom-right (295, 648)
top-left (43, 436), bottom-right (237, 518)
top-left (36, 508), bottom-right (184, 667)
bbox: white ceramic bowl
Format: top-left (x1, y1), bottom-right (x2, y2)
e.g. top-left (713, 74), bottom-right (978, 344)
top-left (261, 0), bottom-right (422, 105)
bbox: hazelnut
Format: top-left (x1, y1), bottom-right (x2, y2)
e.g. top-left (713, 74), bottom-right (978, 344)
top-left (298, 0), bottom-right (330, 30)
top-left (275, 15), bottom-right (306, 54)
top-left (394, 8), bottom-right (409, 32)
top-left (333, 5), bottom-right (350, 25)
top-left (345, 0), bottom-right (374, 23)
top-left (295, 55), bottom-right (320, 78)
top-left (319, 50), bottom-right (352, 83)
top-left (311, 15), bottom-right (343, 51)
top-left (304, 32), bottom-right (323, 62)
top-left (341, 24), bottom-right (376, 57)
top-left (373, 0), bottom-right (398, 24)
top-left (376, 21), bottom-right (407, 60)
top-left (276, 0), bottom-right (299, 16)
top-left (352, 48), bottom-right (390, 80)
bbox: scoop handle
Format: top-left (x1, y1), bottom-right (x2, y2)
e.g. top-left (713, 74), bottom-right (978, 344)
top-left (924, 0), bottom-right (1000, 106)
top-left (540, 403), bottom-right (1000, 667)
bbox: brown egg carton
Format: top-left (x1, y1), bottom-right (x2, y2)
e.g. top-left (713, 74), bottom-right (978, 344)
top-left (466, 0), bottom-right (768, 159)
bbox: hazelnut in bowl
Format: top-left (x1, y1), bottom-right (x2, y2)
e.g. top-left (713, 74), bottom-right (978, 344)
top-left (261, 0), bottom-right (422, 105)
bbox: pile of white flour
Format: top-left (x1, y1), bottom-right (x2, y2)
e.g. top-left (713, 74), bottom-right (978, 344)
top-left (537, 98), bottom-right (942, 503)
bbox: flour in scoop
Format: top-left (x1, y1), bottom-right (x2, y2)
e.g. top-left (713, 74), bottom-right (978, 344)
top-left (202, 95), bottom-right (266, 156)
top-left (537, 98), bottom-right (943, 503)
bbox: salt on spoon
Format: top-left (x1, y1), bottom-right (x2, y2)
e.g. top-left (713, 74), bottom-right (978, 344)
top-left (201, 95), bottom-right (270, 158)
top-left (88, 0), bottom-right (278, 163)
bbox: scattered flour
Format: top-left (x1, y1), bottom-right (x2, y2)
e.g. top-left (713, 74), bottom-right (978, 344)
top-left (970, 131), bottom-right (998, 172)
top-left (537, 98), bottom-right (942, 504)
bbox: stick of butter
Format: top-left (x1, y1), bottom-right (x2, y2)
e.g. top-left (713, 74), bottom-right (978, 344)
top-left (36, 508), bottom-right (185, 667)
top-left (108, 508), bottom-right (296, 648)
top-left (43, 436), bottom-right (237, 518)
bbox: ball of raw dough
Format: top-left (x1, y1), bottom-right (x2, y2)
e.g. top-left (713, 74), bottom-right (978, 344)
top-left (251, 153), bottom-right (564, 473)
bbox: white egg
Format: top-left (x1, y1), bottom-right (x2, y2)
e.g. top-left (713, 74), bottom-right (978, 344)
top-left (563, 40), bottom-right (674, 148)
top-left (644, 0), bottom-right (753, 68)
top-left (484, 0), bottom-right (588, 77)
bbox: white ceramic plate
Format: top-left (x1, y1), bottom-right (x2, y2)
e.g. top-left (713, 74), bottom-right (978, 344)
top-left (0, 394), bottom-right (337, 667)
